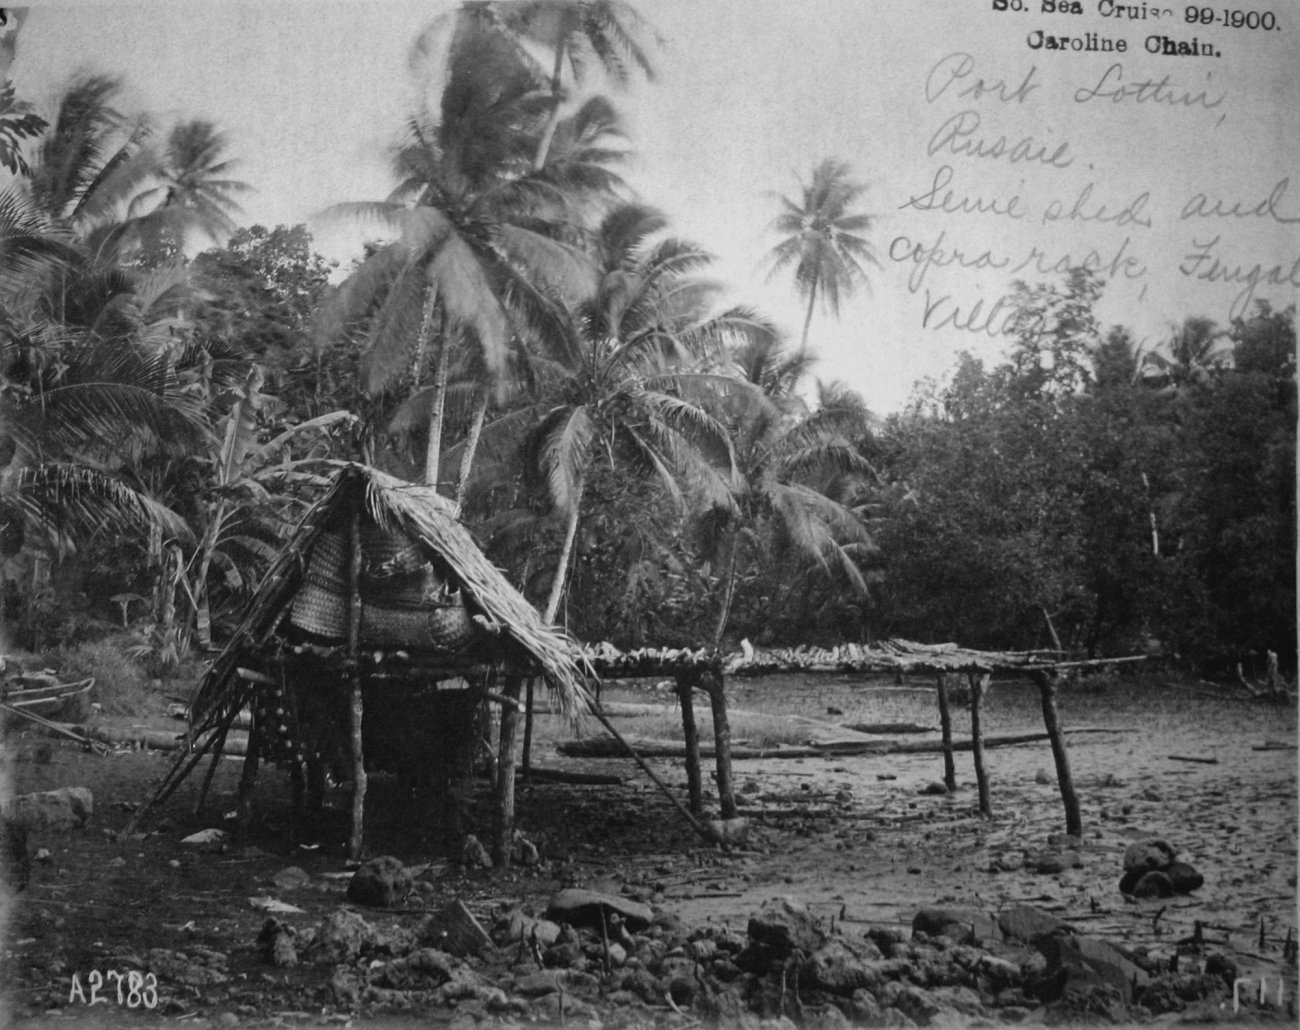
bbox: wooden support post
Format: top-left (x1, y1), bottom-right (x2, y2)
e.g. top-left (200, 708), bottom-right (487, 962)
top-left (1032, 669), bottom-right (1082, 837)
top-left (701, 669), bottom-right (737, 820)
top-left (493, 676), bottom-right (524, 867)
top-left (675, 673), bottom-right (703, 814)
top-left (236, 709), bottom-right (262, 833)
top-left (935, 672), bottom-right (956, 792)
top-left (521, 678), bottom-right (535, 783)
top-left (968, 672), bottom-right (991, 818)
top-left (194, 719), bottom-right (231, 815)
top-left (346, 508), bottom-right (367, 862)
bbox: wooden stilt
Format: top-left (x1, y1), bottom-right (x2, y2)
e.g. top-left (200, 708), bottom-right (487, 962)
top-left (968, 672), bottom-right (991, 818)
top-left (123, 720), bottom-right (223, 836)
top-left (346, 508), bottom-right (367, 862)
top-left (236, 709), bottom-right (262, 833)
top-left (701, 669), bottom-right (737, 820)
top-left (493, 676), bottom-right (523, 867)
top-left (675, 673), bottom-right (703, 814)
top-left (521, 678), bottom-right (535, 783)
top-left (935, 672), bottom-right (956, 792)
top-left (194, 718), bottom-right (232, 815)
top-left (1032, 669), bottom-right (1082, 837)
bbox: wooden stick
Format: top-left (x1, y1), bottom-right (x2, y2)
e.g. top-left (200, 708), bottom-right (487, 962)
top-left (676, 672), bottom-right (703, 815)
top-left (492, 676), bottom-right (523, 866)
top-left (968, 672), bottom-right (991, 817)
top-left (1032, 669), bottom-right (1082, 838)
top-left (194, 718), bottom-right (231, 814)
top-left (236, 708), bottom-right (262, 832)
top-left (584, 704), bottom-right (714, 845)
top-left (1168, 755), bottom-right (1218, 764)
top-left (521, 678), bottom-right (535, 783)
top-left (935, 673), bottom-right (956, 791)
top-left (0, 703), bottom-right (105, 752)
top-left (346, 507), bottom-right (367, 863)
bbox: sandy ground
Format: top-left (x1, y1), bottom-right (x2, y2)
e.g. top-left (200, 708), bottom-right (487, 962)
top-left (2, 673), bottom-right (1296, 1025)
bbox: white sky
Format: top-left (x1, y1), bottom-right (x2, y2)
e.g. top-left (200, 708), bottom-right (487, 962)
top-left (11, 0), bottom-right (1300, 412)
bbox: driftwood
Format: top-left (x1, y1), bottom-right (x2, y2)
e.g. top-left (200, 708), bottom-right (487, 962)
top-left (557, 726), bottom-right (1130, 760)
top-left (1168, 755), bottom-right (1218, 764)
top-left (844, 722), bottom-right (935, 735)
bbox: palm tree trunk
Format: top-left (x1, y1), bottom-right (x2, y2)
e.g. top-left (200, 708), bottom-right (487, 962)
top-left (453, 388), bottom-right (489, 517)
top-left (798, 280), bottom-right (818, 354)
top-left (711, 531), bottom-right (740, 647)
top-left (191, 501), bottom-right (227, 650)
top-left (423, 318), bottom-right (451, 490)
top-left (543, 469), bottom-right (585, 625)
top-left (532, 40), bottom-right (568, 172)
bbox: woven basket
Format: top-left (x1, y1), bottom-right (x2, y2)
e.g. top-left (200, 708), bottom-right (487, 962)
top-left (289, 530), bottom-right (350, 638)
top-left (360, 598), bottom-right (476, 652)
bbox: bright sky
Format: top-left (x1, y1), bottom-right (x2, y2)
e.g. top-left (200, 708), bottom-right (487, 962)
top-left (12, 1), bottom-right (1300, 412)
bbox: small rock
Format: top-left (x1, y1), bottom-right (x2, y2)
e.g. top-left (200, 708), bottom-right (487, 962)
top-left (1166, 861), bottom-right (1204, 894)
top-left (34, 847), bottom-right (51, 863)
top-left (912, 906), bottom-right (1001, 944)
top-left (271, 866), bottom-right (311, 890)
top-left (1034, 769), bottom-right (1052, 785)
top-left (461, 834), bottom-right (492, 869)
top-left (308, 909), bottom-right (373, 964)
top-left (497, 910), bottom-right (563, 948)
top-left (109, 856), bottom-right (127, 867)
top-left (707, 817), bottom-right (750, 845)
top-left (997, 905), bottom-right (1064, 945)
top-left (1122, 838), bottom-right (1176, 874)
top-left (510, 832), bottom-right (540, 866)
top-left (514, 969), bottom-right (562, 996)
top-left (1132, 870), bottom-right (1174, 898)
top-left (180, 828), bottom-right (228, 847)
top-left (747, 896), bottom-right (825, 961)
top-left (347, 855), bottom-right (411, 908)
top-left (418, 899), bottom-right (494, 958)
top-left (918, 781), bottom-right (949, 796)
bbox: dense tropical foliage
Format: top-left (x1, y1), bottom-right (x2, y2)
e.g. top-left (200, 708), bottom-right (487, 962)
top-left (1, 6), bottom-right (1293, 681)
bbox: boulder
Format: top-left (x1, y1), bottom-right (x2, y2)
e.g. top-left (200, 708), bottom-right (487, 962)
top-left (912, 906), bottom-right (1001, 944)
top-left (1, 787), bottom-right (93, 831)
top-left (545, 888), bottom-right (653, 932)
top-left (347, 855), bottom-right (411, 908)
top-left (878, 980), bottom-right (942, 1023)
top-left (461, 834), bottom-right (492, 869)
top-left (997, 905), bottom-right (1065, 946)
top-left (747, 896), bottom-right (826, 960)
top-left (514, 969), bottom-right (563, 996)
top-left (1122, 838), bottom-right (1176, 874)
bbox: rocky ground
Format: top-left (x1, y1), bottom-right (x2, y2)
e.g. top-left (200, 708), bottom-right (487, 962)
top-left (2, 674), bottom-right (1296, 1027)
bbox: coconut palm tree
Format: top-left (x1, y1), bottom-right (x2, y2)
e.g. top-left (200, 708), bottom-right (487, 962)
top-left (317, 9), bottom-right (616, 490)
top-left (470, 0), bottom-right (658, 172)
top-left (698, 331), bottom-right (876, 644)
top-left (518, 203), bottom-right (769, 623)
top-left (123, 119), bottom-right (251, 259)
top-left (1142, 316), bottom-right (1230, 391)
top-left (766, 158), bottom-right (879, 354)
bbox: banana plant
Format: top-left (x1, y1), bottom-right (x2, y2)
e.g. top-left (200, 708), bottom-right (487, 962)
top-left (180, 365), bottom-right (356, 648)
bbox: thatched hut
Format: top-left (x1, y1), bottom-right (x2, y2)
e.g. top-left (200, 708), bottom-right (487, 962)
top-left (137, 464), bottom-right (591, 862)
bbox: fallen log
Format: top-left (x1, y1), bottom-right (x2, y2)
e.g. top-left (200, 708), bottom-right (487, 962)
top-left (843, 722), bottom-right (935, 735)
top-left (1167, 754), bottom-right (1218, 764)
top-left (557, 726), bottom-right (1131, 760)
top-left (517, 766), bottom-right (625, 786)
top-left (83, 724), bottom-right (250, 755)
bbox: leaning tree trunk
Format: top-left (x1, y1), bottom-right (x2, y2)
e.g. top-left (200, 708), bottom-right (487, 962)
top-left (532, 40), bottom-right (568, 172)
top-left (798, 280), bottom-right (818, 354)
top-left (453, 388), bottom-right (489, 517)
top-left (419, 297), bottom-right (449, 489)
top-left (543, 470), bottom-right (585, 625)
top-left (711, 531), bottom-right (741, 648)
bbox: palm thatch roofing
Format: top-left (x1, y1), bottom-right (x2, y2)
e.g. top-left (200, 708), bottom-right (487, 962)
top-left (187, 463), bottom-right (590, 738)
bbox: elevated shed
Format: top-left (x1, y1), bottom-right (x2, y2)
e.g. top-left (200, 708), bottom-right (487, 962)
top-left (134, 464), bottom-right (591, 861)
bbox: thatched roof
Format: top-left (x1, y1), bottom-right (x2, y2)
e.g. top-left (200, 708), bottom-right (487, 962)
top-left (188, 464), bottom-right (590, 733)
